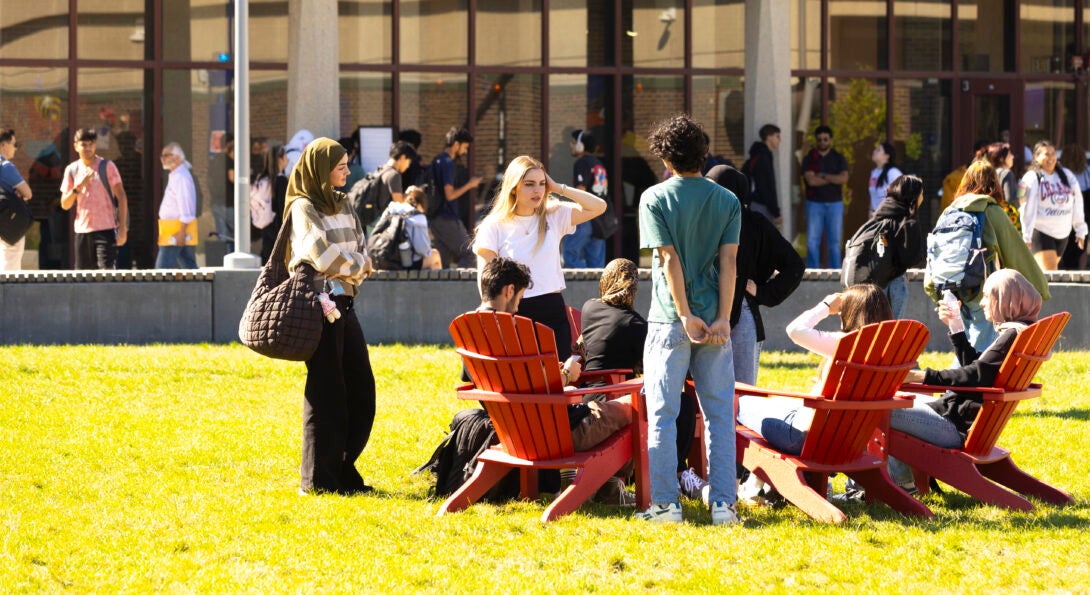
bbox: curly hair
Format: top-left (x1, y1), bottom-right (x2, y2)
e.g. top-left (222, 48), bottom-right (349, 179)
top-left (647, 114), bottom-right (708, 174)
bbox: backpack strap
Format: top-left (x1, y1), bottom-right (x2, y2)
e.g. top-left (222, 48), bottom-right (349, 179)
top-left (97, 158), bottom-right (117, 208)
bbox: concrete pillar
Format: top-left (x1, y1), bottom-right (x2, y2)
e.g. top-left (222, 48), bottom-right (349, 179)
top-left (744, 0), bottom-right (793, 240)
top-left (287, 0), bottom-right (340, 139)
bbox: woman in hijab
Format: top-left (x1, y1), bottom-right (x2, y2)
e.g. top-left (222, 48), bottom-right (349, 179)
top-left (285, 137), bottom-right (376, 495)
top-left (896, 269), bottom-right (1043, 448)
top-left (704, 165), bottom-right (804, 385)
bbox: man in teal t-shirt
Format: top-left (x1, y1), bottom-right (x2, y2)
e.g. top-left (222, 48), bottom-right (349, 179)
top-left (635, 115), bottom-right (741, 526)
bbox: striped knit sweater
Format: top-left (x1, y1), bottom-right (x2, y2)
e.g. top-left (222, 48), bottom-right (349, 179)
top-left (288, 198), bottom-right (369, 297)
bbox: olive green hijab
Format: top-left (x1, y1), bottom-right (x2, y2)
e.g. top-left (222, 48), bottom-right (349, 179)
top-left (284, 137), bottom-right (347, 217)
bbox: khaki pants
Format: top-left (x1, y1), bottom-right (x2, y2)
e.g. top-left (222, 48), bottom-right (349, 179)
top-left (571, 395), bottom-right (632, 451)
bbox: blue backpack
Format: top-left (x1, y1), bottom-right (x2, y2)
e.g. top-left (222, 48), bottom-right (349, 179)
top-left (925, 207), bottom-right (991, 303)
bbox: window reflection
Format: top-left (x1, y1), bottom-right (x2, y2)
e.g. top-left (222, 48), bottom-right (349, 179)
top-left (399, 72), bottom-right (467, 162)
top-left (400, 0), bottom-right (468, 65)
top-left (163, 0), bottom-right (230, 62)
top-left (958, 0), bottom-right (1014, 72)
top-left (249, 0), bottom-right (288, 63)
top-left (339, 0), bottom-right (391, 64)
top-left (1020, 0), bottom-right (1076, 74)
top-left (692, 0), bottom-right (744, 69)
top-left (79, 68), bottom-right (149, 268)
top-left (624, 0), bottom-right (685, 68)
top-left (0, 1), bottom-right (68, 60)
top-left (477, 0), bottom-right (540, 66)
top-left (828, 0), bottom-right (888, 70)
top-left (791, 0), bottom-right (821, 70)
top-left (893, 79), bottom-right (951, 225)
top-left (692, 75), bottom-right (745, 166)
top-left (1025, 82), bottom-right (1076, 150)
top-left (548, 74), bottom-right (614, 188)
top-left (623, 75), bottom-right (683, 256)
top-left (894, 0), bottom-right (952, 71)
top-left (0, 66), bottom-right (69, 269)
top-left (340, 73), bottom-right (392, 133)
top-left (549, 0), bottom-right (611, 67)
top-left (473, 74), bottom-right (541, 188)
top-left (78, 0), bottom-right (147, 61)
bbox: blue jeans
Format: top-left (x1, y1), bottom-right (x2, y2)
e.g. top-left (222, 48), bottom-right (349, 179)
top-left (736, 395), bottom-right (811, 455)
top-left (730, 300), bottom-right (761, 385)
top-left (562, 221), bottom-right (605, 268)
top-left (963, 299), bottom-right (997, 354)
top-left (889, 397), bottom-right (963, 449)
top-left (805, 200), bottom-right (843, 269)
top-left (885, 275), bottom-right (908, 319)
top-left (643, 321), bottom-right (737, 505)
top-left (156, 245), bottom-right (198, 269)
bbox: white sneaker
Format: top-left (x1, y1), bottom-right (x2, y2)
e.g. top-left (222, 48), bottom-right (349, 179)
top-left (678, 468), bottom-right (710, 505)
top-left (711, 501), bottom-right (741, 526)
top-left (737, 474), bottom-right (766, 506)
top-left (634, 502), bottom-right (683, 523)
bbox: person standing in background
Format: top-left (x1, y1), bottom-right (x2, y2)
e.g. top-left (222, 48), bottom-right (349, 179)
top-left (801, 126), bottom-right (849, 269)
top-left (1019, 141), bottom-right (1086, 272)
top-left (60, 128), bottom-right (128, 270)
top-left (208, 133), bottom-right (234, 251)
top-left (563, 129), bottom-right (609, 268)
top-left (867, 142), bottom-right (902, 218)
top-left (0, 128), bottom-right (34, 270)
top-left (155, 142), bottom-right (198, 269)
top-left (744, 124), bottom-right (783, 225)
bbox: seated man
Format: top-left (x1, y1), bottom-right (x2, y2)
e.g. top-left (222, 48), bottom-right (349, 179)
top-left (473, 257), bottom-right (635, 503)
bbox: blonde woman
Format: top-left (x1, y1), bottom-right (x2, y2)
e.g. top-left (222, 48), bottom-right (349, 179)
top-left (473, 155), bottom-right (606, 360)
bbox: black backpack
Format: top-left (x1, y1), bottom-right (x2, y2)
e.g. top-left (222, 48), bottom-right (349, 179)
top-left (841, 216), bottom-right (900, 288)
top-left (413, 408), bottom-right (518, 499)
top-left (418, 161), bottom-right (444, 220)
top-left (590, 199), bottom-right (619, 239)
top-left (365, 208), bottom-right (411, 270)
top-left (347, 167), bottom-right (389, 227)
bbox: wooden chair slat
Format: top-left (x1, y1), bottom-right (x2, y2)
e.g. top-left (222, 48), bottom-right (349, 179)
top-left (442, 311), bottom-right (635, 522)
top-left (889, 312), bottom-right (1073, 511)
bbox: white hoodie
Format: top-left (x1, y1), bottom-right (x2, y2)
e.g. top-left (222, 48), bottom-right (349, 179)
top-left (1019, 167), bottom-right (1087, 243)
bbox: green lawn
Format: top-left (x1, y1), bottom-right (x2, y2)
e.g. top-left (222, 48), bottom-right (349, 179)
top-left (2, 344), bottom-right (1088, 592)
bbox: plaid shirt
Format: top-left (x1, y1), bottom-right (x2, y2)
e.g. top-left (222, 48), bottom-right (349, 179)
top-left (288, 198), bottom-right (368, 297)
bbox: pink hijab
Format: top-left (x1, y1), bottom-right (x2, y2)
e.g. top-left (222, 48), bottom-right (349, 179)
top-left (984, 269), bottom-right (1042, 330)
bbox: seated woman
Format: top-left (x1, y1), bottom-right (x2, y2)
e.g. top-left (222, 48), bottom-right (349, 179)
top-left (736, 284), bottom-right (894, 455)
top-left (578, 258), bottom-right (705, 502)
top-left (894, 269), bottom-right (1042, 447)
top-left (387, 186), bottom-right (441, 270)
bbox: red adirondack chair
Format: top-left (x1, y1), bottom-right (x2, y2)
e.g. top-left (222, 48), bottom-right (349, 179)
top-left (735, 319), bottom-right (933, 524)
top-left (888, 312), bottom-right (1073, 511)
top-left (438, 311), bottom-right (645, 523)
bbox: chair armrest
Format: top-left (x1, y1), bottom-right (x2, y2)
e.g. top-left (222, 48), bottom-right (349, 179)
top-left (735, 382), bottom-right (817, 401)
top-left (578, 368), bottom-right (634, 383)
top-left (802, 395), bottom-right (915, 411)
top-left (457, 378), bottom-right (643, 405)
top-left (565, 377), bottom-right (644, 399)
top-left (899, 382), bottom-right (1005, 395)
top-left (983, 384), bottom-right (1042, 402)
top-left (456, 383), bottom-right (474, 392)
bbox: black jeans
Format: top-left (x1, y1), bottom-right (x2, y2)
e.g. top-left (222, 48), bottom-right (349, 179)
top-left (301, 296), bottom-right (377, 493)
top-left (74, 229), bottom-right (117, 270)
top-left (516, 292), bottom-right (572, 361)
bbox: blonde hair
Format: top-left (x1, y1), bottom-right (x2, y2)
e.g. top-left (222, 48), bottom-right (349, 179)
top-left (480, 155), bottom-right (552, 252)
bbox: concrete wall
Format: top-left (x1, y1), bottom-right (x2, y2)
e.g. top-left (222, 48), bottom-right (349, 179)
top-left (3, 269), bottom-right (1090, 351)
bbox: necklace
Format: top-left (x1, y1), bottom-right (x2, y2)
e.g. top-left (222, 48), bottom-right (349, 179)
top-left (517, 215), bottom-right (537, 236)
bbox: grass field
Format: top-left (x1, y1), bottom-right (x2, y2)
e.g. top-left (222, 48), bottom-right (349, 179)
top-left (2, 343), bottom-right (1088, 592)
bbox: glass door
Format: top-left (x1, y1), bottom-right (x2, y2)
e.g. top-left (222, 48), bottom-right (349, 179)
top-left (958, 78), bottom-right (1024, 172)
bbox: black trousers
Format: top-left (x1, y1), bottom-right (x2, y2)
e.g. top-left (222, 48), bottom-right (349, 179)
top-left (301, 296), bottom-right (377, 493)
top-left (516, 292), bottom-right (572, 361)
top-left (74, 229), bottom-right (117, 270)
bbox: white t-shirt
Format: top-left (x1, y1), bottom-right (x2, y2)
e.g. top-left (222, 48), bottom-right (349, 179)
top-left (159, 165), bottom-right (197, 222)
top-left (473, 202), bottom-right (577, 298)
top-left (1019, 168), bottom-right (1087, 243)
top-left (868, 166), bottom-right (903, 212)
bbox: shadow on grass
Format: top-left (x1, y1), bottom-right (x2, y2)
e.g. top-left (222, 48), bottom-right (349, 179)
top-left (1013, 408), bottom-right (1090, 421)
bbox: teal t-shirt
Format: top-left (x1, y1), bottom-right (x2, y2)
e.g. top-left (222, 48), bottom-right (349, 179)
top-left (638, 176), bottom-right (741, 324)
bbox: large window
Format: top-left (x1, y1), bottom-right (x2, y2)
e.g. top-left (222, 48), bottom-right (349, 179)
top-left (828, 0), bottom-right (888, 71)
top-left (400, 0), bottom-right (468, 65)
top-left (893, 78), bottom-right (951, 224)
top-left (958, 0), bottom-right (1014, 72)
top-left (1024, 82), bottom-right (1076, 149)
top-left (0, 1), bottom-right (68, 60)
top-left (691, 1), bottom-right (745, 69)
top-left (894, 0), bottom-right (952, 71)
top-left (548, 1), bottom-right (612, 67)
top-left (625, 0), bottom-right (685, 68)
top-left (77, 0), bottom-right (147, 61)
top-left (476, 0), bottom-right (541, 67)
top-left (472, 73), bottom-right (542, 182)
top-left (547, 75), bottom-right (614, 185)
top-left (398, 72), bottom-right (468, 161)
top-left (338, 0), bottom-right (391, 65)
top-left (791, 0), bottom-right (822, 70)
top-left (163, 0), bottom-right (229, 62)
top-left (691, 75), bottom-right (745, 165)
top-left (1020, 0), bottom-right (1076, 74)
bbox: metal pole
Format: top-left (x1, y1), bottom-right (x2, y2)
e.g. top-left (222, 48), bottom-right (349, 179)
top-left (224, 0), bottom-right (261, 268)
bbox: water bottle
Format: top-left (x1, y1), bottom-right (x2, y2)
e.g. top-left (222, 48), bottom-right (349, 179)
top-left (942, 290), bottom-right (965, 334)
top-left (398, 240), bottom-right (413, 269)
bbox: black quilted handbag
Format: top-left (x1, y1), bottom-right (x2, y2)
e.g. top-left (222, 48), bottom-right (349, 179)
top-left (0, 188), bottom-right (33, 245)
top-left (239, 211), bottom-right (324, 360)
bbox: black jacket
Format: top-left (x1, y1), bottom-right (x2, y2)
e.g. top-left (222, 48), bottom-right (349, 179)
top-left (872, 197), bottom-right (926, 278)
top-left (731, 209), bottom-right (804, 342)
top-left (746, 141), bottom-right (780, 218)
top-left (580, 299), bottom-right (647, 373)
top-left (924, 326), bottom-right (1023, 439)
